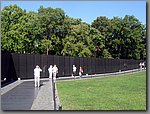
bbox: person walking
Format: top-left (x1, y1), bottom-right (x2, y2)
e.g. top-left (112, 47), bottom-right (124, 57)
top-left (139, 62), bottom-right (142, 71)
top-left (34, 65), bottom-right (42, 87)
top-left (53, 65), bottom-right (58, 82)
top-left (72, 65), bottom-right (77, 77)
top-left (48, 65), bottom-right (53, 79)
top-left (79, 66), bottom-right (83, 78)
top-left (142, 62), bottom-right (145, 70)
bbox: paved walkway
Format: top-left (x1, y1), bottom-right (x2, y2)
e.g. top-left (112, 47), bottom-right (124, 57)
top-left (1, 69), bottom-right (144, 110)
top-left (1, 79), bottom-right (56, 110)
top-left (31, 80), bottom-right (54, 110)
top-left (57, 68), bottom-right (142, 81)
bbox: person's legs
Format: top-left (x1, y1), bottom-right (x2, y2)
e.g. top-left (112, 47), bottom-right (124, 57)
top-left (53, 72), bottom-right (56, 82)
top-left (50, 72), bottom-right (52, 79)
top-left (73, 71), bottom-right (75, 76)
top-left (140, 66), bottom-right (142, 71)
top-left (34, 76), bottom-right (37, 87)
top-left (79, 72), bottom-right (81, 78)
top-left (73, 71), bottom-right (76, 79)
top-left (49, 72), bottom-right (50, 78)
top-left (37, 76), bottom-right (40, 87)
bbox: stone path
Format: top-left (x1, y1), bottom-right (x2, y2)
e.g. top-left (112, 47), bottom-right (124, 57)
top-left (1, 79), bottom-right (57, 110)
top-left (1, 69), bottom-right (144, 110)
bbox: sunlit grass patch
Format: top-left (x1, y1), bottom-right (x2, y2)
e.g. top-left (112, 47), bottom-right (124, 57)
top-left (57, 71), bottom-right (146, 110)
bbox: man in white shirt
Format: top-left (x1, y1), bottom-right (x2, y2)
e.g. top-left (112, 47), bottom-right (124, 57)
top-left (139, 62), bottom-right (142, 71)
top-left (34, 65), bottom-right (42, 87)
top-left (53, 65), bottom-right (58, 82)
top-left (48, 65), bottom-right (53, 79)
top-left (72, 65), bottom-right (77, 77)
top-left (141, 62), bottom-right (145, 70)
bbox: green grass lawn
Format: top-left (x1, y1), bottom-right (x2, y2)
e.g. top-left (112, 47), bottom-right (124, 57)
top-left (56, 71), bottom-right (146, 110)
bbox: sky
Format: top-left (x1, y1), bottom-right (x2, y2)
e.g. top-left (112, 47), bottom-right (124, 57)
top-left (1, 0), bottom-right (146, 25)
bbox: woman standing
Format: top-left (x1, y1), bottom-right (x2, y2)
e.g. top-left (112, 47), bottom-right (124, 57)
top-left (79, 66), bottom-right (83, 78)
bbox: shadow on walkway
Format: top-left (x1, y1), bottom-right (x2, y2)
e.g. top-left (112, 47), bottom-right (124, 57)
top-left (1, 80), bottom-right (49, 110)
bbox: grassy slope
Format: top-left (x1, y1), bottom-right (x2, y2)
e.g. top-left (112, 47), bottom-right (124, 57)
top-left (56, 71), bottom-right (146, 110)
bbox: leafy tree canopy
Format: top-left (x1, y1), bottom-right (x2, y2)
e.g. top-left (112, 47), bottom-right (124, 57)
top-left (1, 5), bottom-right (146, 60)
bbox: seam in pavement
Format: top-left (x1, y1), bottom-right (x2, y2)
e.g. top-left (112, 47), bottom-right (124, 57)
top-left (31, 80), bottom-right (54, 110)
top-left (1, 80), bottom-right (23, 95)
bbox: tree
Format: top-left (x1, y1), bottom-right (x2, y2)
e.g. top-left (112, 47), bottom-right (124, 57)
top-left (1, 5), bottom-right (43, 54)
top-left (92, 15), bottom-right (146, 60)
top-left (1, 5), bottom-right (146, 60)
top-left (61, 23), bottom-right (104, 57)
top-left (91, 16), bottom-right (113, 58)
top-left (110, 15), bottom-right (146, 60)
top-left (17, 11), bottom-right (43, 54)
top-left (1, 4), bottom-right (26, 53)
top-left (37, 6), bottom-right (65, 55)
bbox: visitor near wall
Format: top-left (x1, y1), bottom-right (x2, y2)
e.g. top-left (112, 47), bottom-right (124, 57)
top-left (53, 65), bottom-right (58, 82)
top-left (79, 66), bottom-right (83, 78)
top-left (72, 65), bottom-right (77, 77)
top-left (34, 65), bottom-right (42, 87)
top-left (48, 65), bottom-right (53, 79)
top-left (139, 62), bottom-right (143, 71)
top-left (141, 62), bottom-right (145, 70)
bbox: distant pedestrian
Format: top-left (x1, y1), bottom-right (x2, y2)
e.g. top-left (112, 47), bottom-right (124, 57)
top-left (143, 61), bottom-right (146, 70)
top-left (48, 65), bottom-right (53, 79)
top-left (139, 62), bottom-right (142, 71)
top-left (72, 65), bottom-right (77, 77)
top-left (79, 66), bottom-right (83, 78)
top-left (34, 65), bottom-right (42, 87)
top-left (53, 65), bottom-right (58, 82)
top-left (142, 62), bottom-right (146, 70)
